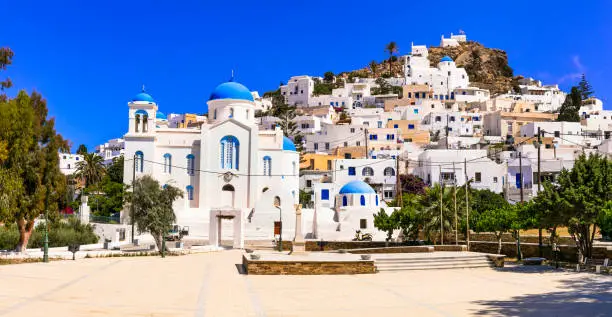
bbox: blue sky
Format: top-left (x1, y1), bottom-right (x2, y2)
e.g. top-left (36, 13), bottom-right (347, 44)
top-left (2, 0), bottom-right (611, 151)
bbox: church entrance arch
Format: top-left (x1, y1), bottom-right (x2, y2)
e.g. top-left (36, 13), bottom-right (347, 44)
top-left (221, 184), bottom-right (235, 207)
top-left (209, 208), bottom-right (243, 249)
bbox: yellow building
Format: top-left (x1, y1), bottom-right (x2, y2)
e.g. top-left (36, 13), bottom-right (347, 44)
top-left (300, 153), bottom-right (342, 171)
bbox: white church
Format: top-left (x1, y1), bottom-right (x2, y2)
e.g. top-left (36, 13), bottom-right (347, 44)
top-left (122, 78), bottom-right (391, 246)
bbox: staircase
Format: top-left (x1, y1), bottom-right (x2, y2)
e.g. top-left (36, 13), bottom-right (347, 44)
top-left (373, 252), bottom-right (495, 272)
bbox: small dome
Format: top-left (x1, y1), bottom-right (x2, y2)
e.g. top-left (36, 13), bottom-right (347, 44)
top-left (339, 180), bottom-right (375, 194)
top-left (283, 136), bottom-right (297, 151)
top-left (209, 81), bottom-right (254, 102)
top-left (441, 56), bottom-right (453, 62)
top-left (156, 112), bottom-right (167, 120)
top-left (133, 92), bottom-right (155, 103)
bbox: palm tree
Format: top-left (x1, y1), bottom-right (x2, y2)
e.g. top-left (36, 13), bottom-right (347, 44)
top-left (75, 153), bottom-right (106, 188)
top-left (384, 41), bottom-right (398, 75)
top-left (420, 184), bottom-right (456, 244)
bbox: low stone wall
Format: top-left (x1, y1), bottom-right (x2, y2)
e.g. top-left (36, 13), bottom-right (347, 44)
top-left (434, 245), bottom-right (467, 252)
top-left (469, 242), bottom-right (612, 262)
top-left (243, 256), bottom-right (376, 275)
top-left (304, 241), bottom-right (420, 251)
top-left (346, 246), bottom-right (433, 254)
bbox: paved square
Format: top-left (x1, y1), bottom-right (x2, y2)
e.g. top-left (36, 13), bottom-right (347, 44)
top-left (1, 250), bottom-right (611, 316)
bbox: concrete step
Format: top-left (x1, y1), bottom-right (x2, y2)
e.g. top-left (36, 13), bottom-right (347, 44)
top-left (374, 256), bottom-right (489, 264)
top-left (377, 263), bottom-right (493, 271)
top-left (376, 260), bottom-right (492, 268)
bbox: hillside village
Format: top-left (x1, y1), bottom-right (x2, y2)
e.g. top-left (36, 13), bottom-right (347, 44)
top-left (59, 31), bottom-right (612, 242)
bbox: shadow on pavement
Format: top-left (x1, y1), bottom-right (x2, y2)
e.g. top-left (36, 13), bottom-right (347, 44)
top-left (235, 263), bottom-right (246, 275)
top-left (472, 275), bottom-right (612, 316)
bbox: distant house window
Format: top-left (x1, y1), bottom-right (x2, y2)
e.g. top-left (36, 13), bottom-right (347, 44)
top-left (413, 109), bottom-right (419, 114)
top-left (325, 143), bottom-right (330, 150)
top-left (348, 167), bottom-right (356, 175)
top-left (344, 142), bottom-right (348, 147)
top-left (356, 141), bottom-right (361, 146)
top-left (493, 177), bottom-right (498, 183)
top-left (360, 219), bottom-right (367, 229)
top-left (393, 124), bottom-right (399, 128)
top-left (67, 164), bottom-right (71, 169)
top-left (473, 116), bottom-right (480, 121)
top-left (435, 116), bottom-right (442, 122)
top-left (163, 153), bottom-right (172, 174)
top-left (321, 189), bottom-right (329, 200)
top-left (362, 167), bottom-right (374, 176)
top-left (384, 167), bottom-right (395, 176)
top-left (377, 121), bottom-right (382, 128)
top-left (263, 156), bottom-right (272, 176)
top-left (306, 180), bottom-right (312, 188)
top-left (450, 116), bottom-right (456, 122)
top-left (408, 124), bottom-right (415, 129)
top-left (314, 143), bottom-right (319, 150)
top-left (554, 131), bottom-right (560, 137)
top-left (475, 172), bottom-right (482, 183)
top-left (350, 128), bottom-right (355, 133)
top-left (369, 134), bottom-right (378, 140)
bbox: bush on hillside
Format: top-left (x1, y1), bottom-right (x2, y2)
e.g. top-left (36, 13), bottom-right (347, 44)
top-left (0, 217), bottom-right (98, 250)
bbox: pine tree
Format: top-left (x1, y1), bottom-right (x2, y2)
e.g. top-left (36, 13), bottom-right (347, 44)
top-left (577, 74), bottom-right (594, 100)
top-left (557, 86), bottom-right (581, 122)
top-left (76, 144), bottom-right (88, 155)
top-left (270, 94), bottom-right (304, 153)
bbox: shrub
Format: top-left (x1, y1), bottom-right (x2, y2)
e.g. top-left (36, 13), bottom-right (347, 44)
top-left (0, 217), bottom-right (98, 250)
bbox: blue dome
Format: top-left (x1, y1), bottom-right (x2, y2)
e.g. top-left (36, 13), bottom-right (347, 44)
top-left (133, 92), bottom-right (155, 103)
top-left (156, 112), bottom-right (167, 120)
top-left (283, 136), bottom-right (297, 151)
top-left (441, 56), bottom-right (453, 62)
top-left (209, 81), bottom-right (254, 101)
top-left (339, 180), bottom-right (375, 194)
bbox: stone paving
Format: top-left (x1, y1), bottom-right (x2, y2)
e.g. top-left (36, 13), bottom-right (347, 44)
top-left (0, 250), bottom-right (611, 316)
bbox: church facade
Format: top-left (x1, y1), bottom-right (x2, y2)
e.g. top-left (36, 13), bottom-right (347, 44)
top-left (122, 80), bottom-right (300, 246)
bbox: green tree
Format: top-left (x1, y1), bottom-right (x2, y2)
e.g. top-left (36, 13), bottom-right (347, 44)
top-left (0, 90), bottom-right (69, 251)
top-left (75, 153), bottom-right (106, 188)
top-left (372, 78), bottom-right (392, 95)
top-left (421, 184), bottom-right (455, 244)
top-left (392, 194), bottom-right (424, 242)
top-left (557, 86), bottom-right (581, 122)
top-left (76, 144), bottom-right (88, 155)
top-left (373, 208), bottom-right (396, 242)
top-left (0, 47), bottom-right (14, 95)
top-left (474, 205), bottom-right (517, 254)
top-left (384, 41), bottom-right (398, 75)
top-left (106, 156), bottom-right (124, 183)
top-left (577, 74), bottom-right (594, 100)
top-left (556, 154), bottom-right (611, 258)
top-left (323, 71), bottom-right (334, 83)
top-left (270, 94), bottom-right (304, 153)
top-left (131, 175), bottom-right (183, 253)
top-left (597, 201), bottom-right (612, 240)
top-left (299, 190), bottom-right (311, 208)
top-left (0, 168), bottom-right (22, 223)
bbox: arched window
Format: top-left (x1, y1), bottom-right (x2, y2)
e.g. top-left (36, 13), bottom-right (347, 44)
top-left (135, 110), bottom-right (147, 133)
top-left (384, 167), bottom-right (395, 176)
top-left (186, 154), bottom-right (195, 175)
top-left (229, 108), bottom-right (234, 118)
top-left (213, 109), bottom-right (217, 120)
top-left (362, 167), bottom-right (374, 176)
top-left (163, 153), bottom-right (172, 174)
top-left (220, 136), bottom-right (240, 170)
top-left (273, 196), bottom-right (281, 207)
top-left (375, 195), bottom-right (379, 206)
top-left (135, 151), bottom-right (144, 173)
top-left (135, 114), bottom-right (140, 132)
top-left (186, 185), bottom-right (194, 201)
top-left (142, 114), bottom-right (148, 132)
top-left (263, 156), bottom-right (271, 176)
top-left (360, 195), bottom-right (366, 206)
top-left (342, 196), bottom-right (348, 206)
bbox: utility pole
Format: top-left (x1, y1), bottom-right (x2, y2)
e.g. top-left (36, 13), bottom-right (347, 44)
top-left (43, 175), bottom-right (50, 263)
top-left (131, 154), bottom-right (136, 243)
top-left (445, 114), bottom-right (449, 149)
top-left (464, 158), bottom-right (470, 251)
top-left (364, 128), bottom-right (369, 159)
top-left (519, 152), bottom-right (524, 203)
top-left (537, 127), bottom-right (543, 257)
top-left (396, 156), bottom-right (402, 208)
top-left (453, 161), bottom-right (457, 245)
top-left (439, 169), bottom-right (443, 245)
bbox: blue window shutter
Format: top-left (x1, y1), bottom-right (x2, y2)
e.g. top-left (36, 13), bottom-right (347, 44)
top-left (321, 189), bottom-right (329, 200)
top-left (348, 167), bottom-right (356, 175)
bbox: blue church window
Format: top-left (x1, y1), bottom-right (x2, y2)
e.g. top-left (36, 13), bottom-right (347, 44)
top-left (321, 189), bottom-right (329, 200)
top-left (342, 196), bottom-right (348, 206)
top-left (263, 156), bottom-right (271, 176)
top-left (348, 167), bottom-right (356, 176)
top-left (360, 195), bottom-right (366, 206)
top-left (220, 135), bottom-right (239, 170)
top-left (135, 151), bottom-right (144, 173)
top-left (163, 153), bottom-right (172, 174)
top-left (186, 185), bottom-right (194, 200)
top-left (375, 195), bottom-right (379, 206)
top-left (186, 154), bottom-right (195, 175)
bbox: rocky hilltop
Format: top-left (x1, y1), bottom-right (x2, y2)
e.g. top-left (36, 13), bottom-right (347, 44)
top-left (428, 41), bottom-right (515, 95)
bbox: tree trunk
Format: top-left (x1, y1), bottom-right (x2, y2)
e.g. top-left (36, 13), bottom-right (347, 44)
top-left (152, 232), bottom-right (163, 253)
top-left (497, 233), bottom-right (503, 255)
top-left (16, 218), bottom-right (35, 252)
